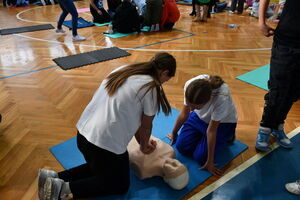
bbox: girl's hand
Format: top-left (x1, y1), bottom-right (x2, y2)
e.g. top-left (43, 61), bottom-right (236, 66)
top-left (167, 133), bottom-right (178, 145)
top-left (259, 23), bottom-right (275, 37)
top-left (140, 139), bottom-right (157, 154)
top-left (199, 160), bottom-right (223, 177)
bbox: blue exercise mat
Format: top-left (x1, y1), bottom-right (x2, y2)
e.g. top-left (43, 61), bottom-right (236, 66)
top-left (236, 64), bottom-right (270, 91)
top-left (203, 130), bottom-right (300, 200)
top-left (63, 17), bottom-right (94, 29)
top-left (50, 108), bottom-right (248, 200)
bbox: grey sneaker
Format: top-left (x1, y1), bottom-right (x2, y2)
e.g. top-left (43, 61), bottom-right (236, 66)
top-left (285, 180), bottom-right (300, 195)
top-left (44, 178), bottom-right (64, 200)
top-left (55, 28), bottom-right (66, 33)
top-left (38, 169), bottom-right (58, 200)
top-left (72, 35), bottom-right (86, 41)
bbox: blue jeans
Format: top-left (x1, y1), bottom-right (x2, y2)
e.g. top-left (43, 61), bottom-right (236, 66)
top-left (57, 0), bottom-right (78, 36)
top-left (260, 42), bottom-right (300, 129)
top-left (176, 112), bottom-right (236, 165)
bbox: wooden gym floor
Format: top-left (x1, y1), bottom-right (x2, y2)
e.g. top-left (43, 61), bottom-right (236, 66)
top-left (0, 1), bottom-right (299, 199)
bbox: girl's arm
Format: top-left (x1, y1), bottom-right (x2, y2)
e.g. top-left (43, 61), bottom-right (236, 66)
top-left (135, 114), bottom-right (157, 154)
top-left (199, 120), bottom-right (223, 176)
top-left (167, 105), bottom-right (190, 145)
top-left (258, 0), bottom-right (274, 37)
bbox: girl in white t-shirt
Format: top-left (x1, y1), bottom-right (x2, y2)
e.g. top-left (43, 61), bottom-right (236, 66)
top-left (168, 75), bottom-right (237, 176)
top-left (38, 52), bottom-right (177, 200)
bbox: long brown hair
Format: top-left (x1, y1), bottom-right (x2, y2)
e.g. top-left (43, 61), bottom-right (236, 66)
top-left (185, 75), bottom-right (224, 105)
top-left (105, 52), bottom-right (176, 115)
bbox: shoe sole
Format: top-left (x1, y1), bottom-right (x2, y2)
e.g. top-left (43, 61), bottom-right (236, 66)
top-left (270, 134), bottom-right (293, 149)
top-left (285, 185), bottom-right (300, 195)
top-left (44, 178), bottom-right (52, 200)
top-left (38, 169), bottom-right (45, 200)
top-left (255, 146), bottom-right (271, 152)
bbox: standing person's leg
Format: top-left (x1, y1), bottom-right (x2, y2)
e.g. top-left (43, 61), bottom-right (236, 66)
top-left (202, 5), bottom-right (209, 21)
top-left (270, 45), bottom-right (300, 146)
top-left (190, 0), bottom-right (196, 16)
top-left (256, 42), bottom-right (295, 151)
top-left (237, 0), bottom-right (244, 13)
top-left (192, 123), bottom-right (236, 165)
top-left (193, 3), bottom-right (202, 22)
top-left (60, 0), bottom-right (86, 40)
top-left (57, 0), bottom-right (69, 32)
top-left (63, 0), bottom-right (78, 36)
top-left (230, 0), bottom-right (237, 12)
top-left (207, 0), bottom-right (216, 18)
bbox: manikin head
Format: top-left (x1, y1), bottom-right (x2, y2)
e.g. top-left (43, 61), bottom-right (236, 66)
top-left (162, 158), bottom-right (189, 190)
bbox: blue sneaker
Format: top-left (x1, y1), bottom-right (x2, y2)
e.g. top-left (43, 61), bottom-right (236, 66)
top-left (255, 127), bottom-right (271, 152)
top-left (271, 129), bottom-right (293, 149)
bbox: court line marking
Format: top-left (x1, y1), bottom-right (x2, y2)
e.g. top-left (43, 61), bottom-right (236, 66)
top-left (188, 126), bottom-right (300, 200)
top-left (0, 65), bottom-right (58, 80)
top-left (14, 6), bottom-right (271, 52)
top-left (14, 33), bottom-right (271, 52)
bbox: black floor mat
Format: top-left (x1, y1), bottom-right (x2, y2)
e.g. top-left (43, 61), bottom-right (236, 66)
top-left (0, 24), bottom-right (54, 35)
top-left (53, 47), bottom-right (131, 70)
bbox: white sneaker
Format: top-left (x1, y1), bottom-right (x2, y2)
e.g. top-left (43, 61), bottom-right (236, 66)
top-left (38, 169), bottom-right (58, 200)
top-left (55, 28), bottom-right (66, 33)
top-left (285, 180), bottom-right (300, 195)
top-left (73, 35), bottom-right (86, 42)
top-left (44, 178), bottom-right (64, 200)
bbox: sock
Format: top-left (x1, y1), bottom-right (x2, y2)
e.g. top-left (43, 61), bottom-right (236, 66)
top-left (60, 182), bottom-right (71, 199)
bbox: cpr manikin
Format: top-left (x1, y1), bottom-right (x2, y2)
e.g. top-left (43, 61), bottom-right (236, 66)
top-left (127, 136), bottom-right (189, 190)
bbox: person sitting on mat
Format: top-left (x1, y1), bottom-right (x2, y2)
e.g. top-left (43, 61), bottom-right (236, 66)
top-left (128, 136), bottom-right (189, 190)
top-left (90, 0), bottom-right (111, 23)
top-left (160, 0), bottom-right (180, 30)
top-left (37, 52), bottom-right (177, 200)
top-left (56, 0), bottom-right (86, 41)
top-left (168, 75), bottom-right (238, 176)
top-left (143, 0), bottom-right (163, 31)
top-left (112, 0), bottom-right (142, 33)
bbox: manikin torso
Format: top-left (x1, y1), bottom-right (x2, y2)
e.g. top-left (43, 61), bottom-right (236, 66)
top-left (127, 136), bottom-right (189, 190)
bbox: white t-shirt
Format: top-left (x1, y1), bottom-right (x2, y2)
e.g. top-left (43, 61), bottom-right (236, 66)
top-left (184, 75), bottom-right (237, 124)
top-left (76, 66), bottom-right (158, 154)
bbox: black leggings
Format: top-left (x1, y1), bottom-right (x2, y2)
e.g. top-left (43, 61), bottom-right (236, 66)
top-left (58, 132), bottom-right (130, 199)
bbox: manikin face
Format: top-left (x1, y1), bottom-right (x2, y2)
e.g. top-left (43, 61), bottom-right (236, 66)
top-left (163, 158), bottom-right (189, 190)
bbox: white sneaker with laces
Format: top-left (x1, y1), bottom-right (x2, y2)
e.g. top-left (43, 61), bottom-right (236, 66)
top-left (55, 28), bottom-right (66, 33)
top-left (73, 35), bottom-right (86, 41)
top-left (285, 180), bottom-right (300, 195)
